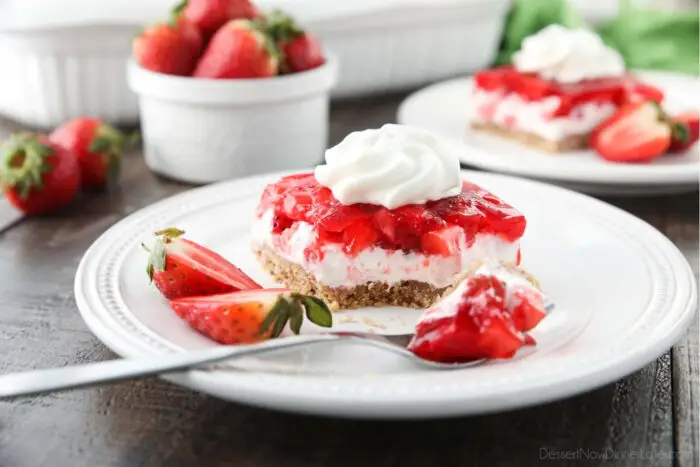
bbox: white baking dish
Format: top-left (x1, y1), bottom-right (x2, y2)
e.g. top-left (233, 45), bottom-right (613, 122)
top-left (0, 0), bottom-right (169, 127)
top-left (0, 24), bottom-right (141, 128)
top-left (0, 0), bottom-right (510, 127)
top-left (259, 0), bottom-right (513, 97)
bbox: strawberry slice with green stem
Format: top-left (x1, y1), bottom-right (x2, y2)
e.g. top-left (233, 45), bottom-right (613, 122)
top-left (145, 227), bottom-right (261, 299)
top-left (590, 101), bottom-right (671, 163)
top-left (170, 289), bottom-right (333, 344)
top-left (668, 111), bottom-right (699, 153)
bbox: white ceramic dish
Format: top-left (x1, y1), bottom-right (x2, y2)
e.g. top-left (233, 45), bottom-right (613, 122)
top-left (0, 24), bottom-right (142, 128)
top-left (259, 0), bottom-right (512, 97)
top-left (397, 71), bottom-right (700, 196)
top-left (0, 0), bottom-right (510, 127)
top-left (0, 0), bottom-right (172, 127)
top-left (127, 57), bottom-right (337, 184)
top-left (74, 169), bottom-right (697, 419)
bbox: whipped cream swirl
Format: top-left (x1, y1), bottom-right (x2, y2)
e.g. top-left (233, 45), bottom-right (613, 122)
top-left (513, 25), bottom-right (625, 83)
top-left (314, 124), bottom-right (462, 209)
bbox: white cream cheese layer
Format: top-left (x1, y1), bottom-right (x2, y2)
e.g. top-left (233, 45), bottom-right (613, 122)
top-left (468, 88), bottom-right (617, 142)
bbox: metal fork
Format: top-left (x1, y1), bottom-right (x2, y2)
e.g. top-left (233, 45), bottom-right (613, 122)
top-left (0, 332), bottom-right (476, 399)
top-left (0, 301), bottom-right (553, 399)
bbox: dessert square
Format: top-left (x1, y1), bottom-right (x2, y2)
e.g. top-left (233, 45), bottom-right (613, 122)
top-left (467, 26), bottom-right (664, 152)
top-left (252, 173), bottom-right (525, 310)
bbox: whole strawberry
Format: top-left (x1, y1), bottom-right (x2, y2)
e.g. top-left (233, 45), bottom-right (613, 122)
top-left (265, 10), bottom-right (325, 73)
top-left (193, 19), bottom-right (279, 78)
top-left (132, 17), bottom-right (203, 75)
top-left (179, 0), bottom-right (260, 40)
top-left (0, 133), bottom-right (80, 215)
top-left (50, 117), bottom-right (134, 191)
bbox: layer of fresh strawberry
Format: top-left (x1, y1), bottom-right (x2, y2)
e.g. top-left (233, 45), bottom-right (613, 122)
top-left (407, 273), bottom-right (547, 363)
top-left (474, 66), bottom-right (664, 118)
top-left (258, 174), bottom-right (526, 260)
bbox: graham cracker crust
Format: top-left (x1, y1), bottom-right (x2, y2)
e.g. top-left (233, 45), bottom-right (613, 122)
top-left (471, 122), bottom-right (589, 152)
top-left (254, 247), bottom-right (448, 310)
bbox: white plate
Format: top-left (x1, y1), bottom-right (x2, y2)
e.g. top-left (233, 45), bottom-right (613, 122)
top-left (75, 170), bottom-right (697, 419)
top-left (397, 71), bottom-right (700, 195)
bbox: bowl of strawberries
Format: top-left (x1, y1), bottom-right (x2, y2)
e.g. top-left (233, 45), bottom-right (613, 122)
top-left (128, 0), bottom-right (337, 184)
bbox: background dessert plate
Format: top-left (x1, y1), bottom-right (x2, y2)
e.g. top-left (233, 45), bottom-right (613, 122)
top-left (74, 170), bottom-right (697, 419)
top-left (396, 71), bottom-right (700, 196)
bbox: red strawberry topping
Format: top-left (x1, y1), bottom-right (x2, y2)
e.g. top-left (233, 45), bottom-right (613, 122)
top-left (258, 173), bottom-right (525, 259)
top-left (474, 66), bottom-right (664, 118)
top-left (408, 267), bottom-right (547, 363)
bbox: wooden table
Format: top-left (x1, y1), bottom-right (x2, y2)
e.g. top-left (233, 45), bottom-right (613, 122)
top-left (0, 94), bottom-right (697, 467)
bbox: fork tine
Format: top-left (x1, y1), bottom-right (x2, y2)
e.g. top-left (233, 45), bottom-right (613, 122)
top-left (381, 334), bottom-right (413, 348)
top-left (544, 297), bottom-right (556, 313)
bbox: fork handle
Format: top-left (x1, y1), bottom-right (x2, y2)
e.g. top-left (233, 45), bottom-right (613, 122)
top-left (0, 334), bottom-right (342, 399)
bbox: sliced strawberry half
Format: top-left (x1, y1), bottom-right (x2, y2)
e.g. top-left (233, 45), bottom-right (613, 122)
top-left (590, 101), bottom-right (671, 163)
top-left (145, 227), bottom-right (261, 300)
top-left (170, 289), bottom-right (333, 344)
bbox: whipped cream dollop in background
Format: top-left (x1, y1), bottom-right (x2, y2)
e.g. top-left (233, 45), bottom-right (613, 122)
top-left (314, 124), bottom-right (462, 209)
top-left (512, 25), bottom-right (625, 83)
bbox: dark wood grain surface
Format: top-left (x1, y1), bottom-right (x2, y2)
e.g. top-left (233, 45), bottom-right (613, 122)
top-left (0, 93), bottom-right (697, 467)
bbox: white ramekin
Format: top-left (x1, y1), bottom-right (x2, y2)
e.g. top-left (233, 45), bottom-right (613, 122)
top-left (127, 56), bottom-right (338, 184)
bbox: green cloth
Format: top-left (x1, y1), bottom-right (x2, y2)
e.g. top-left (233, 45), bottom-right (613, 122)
top-left (494, 0), bottom-right (700, 75)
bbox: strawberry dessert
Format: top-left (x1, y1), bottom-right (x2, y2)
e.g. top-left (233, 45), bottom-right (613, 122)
top-left (252, 124), bottom-right (526, 310)
top-left (468, 25), bottom-right (664, 152)
top-left (408, 260), bottom-right (548, 362)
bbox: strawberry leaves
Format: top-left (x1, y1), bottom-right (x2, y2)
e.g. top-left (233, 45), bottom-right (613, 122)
top-left (263, 10), bottom-right (304, 44)
top-left (145, 227), bottom-right (185, 282)
top-left (671, 121), bottom-right (691, 144)
top-left (0, 133), bottom-right (55, 200)
top-left (301, 295), bottom-right (333, 327)
top-left (258, 293), bottom-right (333, 338)
top-left (87, 124), bottom-right (138, 188)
